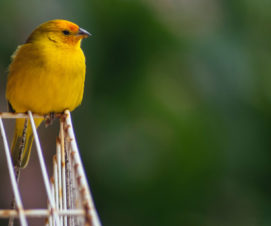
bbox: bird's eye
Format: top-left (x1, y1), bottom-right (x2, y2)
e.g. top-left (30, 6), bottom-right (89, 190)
top-left (62, 30), bottom-right (70, 35)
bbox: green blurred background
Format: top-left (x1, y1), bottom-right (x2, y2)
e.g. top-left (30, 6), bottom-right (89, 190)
top-left (0, 0), bottom-right (271, 225)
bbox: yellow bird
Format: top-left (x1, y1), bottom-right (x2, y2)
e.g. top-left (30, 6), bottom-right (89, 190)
top-left (6, 19), bottom-right (90, 168)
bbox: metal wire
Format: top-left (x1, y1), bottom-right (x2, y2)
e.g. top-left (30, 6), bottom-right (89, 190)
top-left (0, 118), bottom-right (27, 226)
top-left (0, 111), bottom-right (101, 226)
top-left (63, 110), bottom-right (101, 226)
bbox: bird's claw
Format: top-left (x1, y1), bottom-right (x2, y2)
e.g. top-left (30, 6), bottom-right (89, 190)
top-left (45, 112), bottom-right (55, 127)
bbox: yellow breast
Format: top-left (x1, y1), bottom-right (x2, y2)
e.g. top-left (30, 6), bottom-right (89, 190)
top-left (6, 41), bottom-right (86, 114)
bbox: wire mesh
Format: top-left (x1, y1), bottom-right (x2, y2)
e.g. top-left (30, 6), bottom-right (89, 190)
top-left (0, 111), bottom-right (101, 226)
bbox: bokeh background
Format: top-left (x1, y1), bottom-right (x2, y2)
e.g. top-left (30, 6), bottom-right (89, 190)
top-left (0, 0), bottom-right (271, 225)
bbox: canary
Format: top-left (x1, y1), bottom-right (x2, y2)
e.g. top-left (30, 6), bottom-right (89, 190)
top-left (6, 19), bottom-right (90, 168)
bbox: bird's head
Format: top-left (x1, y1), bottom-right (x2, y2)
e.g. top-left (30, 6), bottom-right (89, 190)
top-left (26, 19), bottom-right (91, 48)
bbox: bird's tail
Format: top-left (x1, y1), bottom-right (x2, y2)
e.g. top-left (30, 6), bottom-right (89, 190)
top-left (11, 118), bottom-right (43, 168)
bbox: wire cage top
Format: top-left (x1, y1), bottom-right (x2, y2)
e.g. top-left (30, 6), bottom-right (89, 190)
top-left (0, 110), bottom-right (101, 226)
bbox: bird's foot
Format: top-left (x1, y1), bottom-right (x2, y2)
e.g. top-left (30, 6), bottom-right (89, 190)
top-left (45, 112), bottom-right (55, 127)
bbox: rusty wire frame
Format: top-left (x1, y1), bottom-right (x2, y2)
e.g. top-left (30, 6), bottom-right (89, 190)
top-left (0, 110), bottom-right (101, 226)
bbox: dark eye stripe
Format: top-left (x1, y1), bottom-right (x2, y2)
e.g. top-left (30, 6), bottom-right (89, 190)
top-left (62, 30), bottom-right (70, 35)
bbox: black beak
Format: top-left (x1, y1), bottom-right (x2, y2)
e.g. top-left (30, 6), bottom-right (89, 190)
top-left (78, 27), bottom-right (91, 37)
